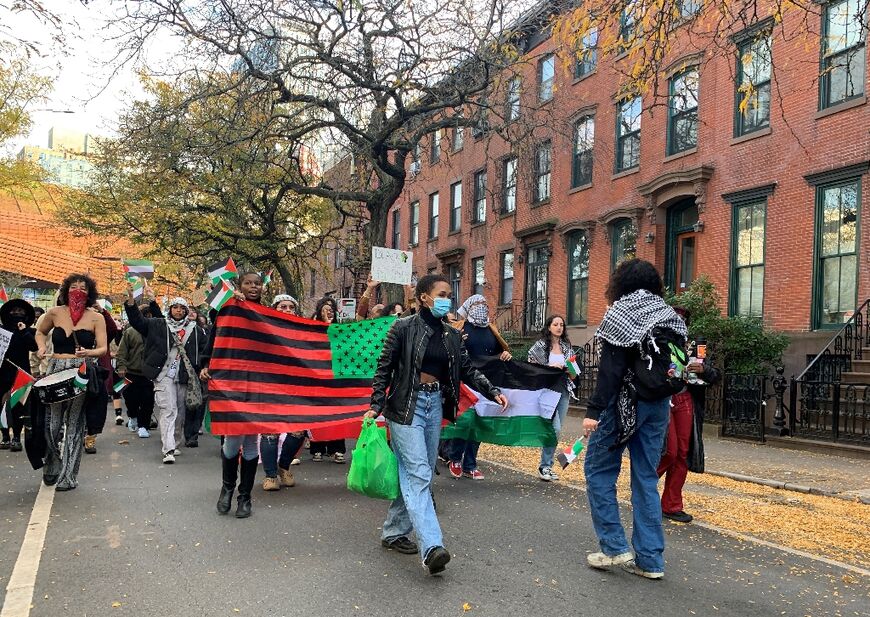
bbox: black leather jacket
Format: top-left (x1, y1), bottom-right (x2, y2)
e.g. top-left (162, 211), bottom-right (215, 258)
top-left (370, 313), bottom-right (502, 425)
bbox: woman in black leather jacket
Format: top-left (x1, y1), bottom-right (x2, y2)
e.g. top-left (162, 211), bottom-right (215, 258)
top-left (364, 274), bottom-right (507, 576)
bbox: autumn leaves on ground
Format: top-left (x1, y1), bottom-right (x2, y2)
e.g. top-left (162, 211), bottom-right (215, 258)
top-left (478, 442), bottom-right (870, 569)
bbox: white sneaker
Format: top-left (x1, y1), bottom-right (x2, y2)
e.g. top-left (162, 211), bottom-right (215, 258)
top-left (622, 560), bottom-right (664, 580)
top-left (587, 551), bottom-right (634, 570)
top-left (138, 427), bottom-right (150, 438)
top-left (172, 449), bottom-right (181, 455)
top-left (162, 452), bottom-right (175, 464)
top-left (290, 458), bottom-right (301, 466)
top-left (128, 419), bottom-right (138, 432)
top-left (538, 466), bottom-right (559, 482)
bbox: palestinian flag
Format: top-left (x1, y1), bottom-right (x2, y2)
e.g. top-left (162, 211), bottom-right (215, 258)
top-left (0, 286), bottom-right (7, 306)
top-left (122, 259), bottom-right (154, 281)
top-left (131, 279), bottom-right (145, 300)
top-left (73, 362), bottom-right (88, 390)
top-left (566, 355), bottom-right (580, 379)
top-left (8, 368), bottom-right (35, 408)
top-left (440, 356), bottom-right (566, 447)
top-left (113, 376), bottom-right (132, 394)
top-left (556, 437), bottom-right (585, 469)
top-left (260, 269), bottom-right (273, 287)
top-left (207, 280), bottom-right (234, 311)
top-left (207, 257), bottom-right (238, 284)
top-left (206, 299), bottom-right (395, 435)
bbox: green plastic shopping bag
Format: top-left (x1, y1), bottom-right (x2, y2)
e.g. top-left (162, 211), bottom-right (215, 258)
top-left (347, 418), bottom-right (400, 500)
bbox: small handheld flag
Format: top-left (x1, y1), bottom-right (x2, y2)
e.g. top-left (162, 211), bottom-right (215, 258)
top-left (8, 368), bottom-right (35, 408)
top-left (556, 437), bottom-right (585, 470)
top-left (206, 280), bottom-right (235, 311)
top-left (113, 376), bottom-right (132, 394)
top-left (122, 259), bottom-right (154, 281)
top-left (73, 362), bottom-right (89, 390)
top-left (260, 269), bottom-right (273, 287)
top-left (207, 257), bottom-right (238, 284)
top-left (566, 355), bottom-right (581, 379)
top-left (0, 402), bottom-right (6, 430)
top-left (0, 286), bottom-right (8, 306)
top-left (131, 279), bottom-right (145, 300)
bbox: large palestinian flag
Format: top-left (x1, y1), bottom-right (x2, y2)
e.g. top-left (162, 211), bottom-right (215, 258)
top-left (206, 299), bottom-right (395, 435)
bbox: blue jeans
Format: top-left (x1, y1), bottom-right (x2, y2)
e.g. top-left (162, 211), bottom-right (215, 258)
top-left (583, 395), bottom-right (670, 573)
top-left (260, 433), bottom-right (306, 477)
top-left (449, 438), bottom-right (480, 472)
top-left (539, 391), bottom-right (570, 468)
top-left (222, 434), bottom-right (259, 461)
top-left (381, 390), bottom-right (444, 561)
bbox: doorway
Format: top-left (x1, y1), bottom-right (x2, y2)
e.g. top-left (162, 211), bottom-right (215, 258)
top-left (666, 198), bottom-right (700, 292)
top-left (524, 245), bottom-right (549, 334)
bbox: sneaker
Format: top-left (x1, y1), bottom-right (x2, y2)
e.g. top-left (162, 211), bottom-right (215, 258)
top-left (262, 476), bottom-right (281, 491)
top-left (333, 452), bottom-right (346, 464)
top-left (622, 560), bottom-right (664, 580)
top-left (149, 420), bottom-right (158, 430)
top-left (448, 461), bottom-right (462, 479)
top-left (381, 536), bottom-right (418, 554)
top-left (587, 551), bottom-right (634, 570)
top-left (185, 438), bottom-right (199, 448)
top-left (9, 439), bottom-right (23, 452)
top-left (462, 469), bottom-right (484, 480)
top-left (1, 440), bottom-right (11, 450)
top-left (115, 415), bottom-right (124, 426)
top-left (662, 510), bottom-right (693, 523)
top-left (423, 546), bottom-right (451, 576)
top-left (162, 452), bottom-right (175, 464)
top-left (138, 427), bottom-right (150, 438)
top-left (172, 449), bottom-right (181, 456)
top-left (312, 452), bottom-right (323, 462)
top-left (538, 466), bottom-right (559, 482)
top-left (290, 458), bottom-right (301, 466)
top-left (127, 419), bottom-right (138, 432)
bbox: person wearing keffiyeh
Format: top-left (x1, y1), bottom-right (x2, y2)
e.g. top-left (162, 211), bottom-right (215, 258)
top-left (582, 259), bottom-right (684, 581)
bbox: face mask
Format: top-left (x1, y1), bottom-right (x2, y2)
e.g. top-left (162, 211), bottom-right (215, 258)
top-left (430, 297), bottom-right (452, 318)
top-left (68, 288), bottom-right (89, 325)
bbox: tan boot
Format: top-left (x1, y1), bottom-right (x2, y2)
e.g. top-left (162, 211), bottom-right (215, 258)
top-left (84, 435), bottom-right (97, 454)
top-left (262, 476), bottom-right (281, 491)
top-left (278, 467), bottom-right (295, 487)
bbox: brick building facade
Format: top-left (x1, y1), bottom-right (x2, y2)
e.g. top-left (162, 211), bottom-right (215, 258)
top-left (383, 0), bottom-right (870, 375)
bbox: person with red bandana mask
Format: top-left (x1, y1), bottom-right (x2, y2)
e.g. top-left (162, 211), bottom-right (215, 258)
top-left (35, 274), bottom-right (108, 491)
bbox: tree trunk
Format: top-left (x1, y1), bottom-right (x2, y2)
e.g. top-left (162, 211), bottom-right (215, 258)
top-left (274, 260), bottom-right (299, 298)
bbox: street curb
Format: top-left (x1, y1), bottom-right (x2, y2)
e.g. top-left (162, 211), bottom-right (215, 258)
top-left (704, 470), bottom-right (870, 504)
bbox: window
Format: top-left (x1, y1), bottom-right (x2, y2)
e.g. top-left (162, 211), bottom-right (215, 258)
top-left (731, 200), bottom-right (766, 317)
top-left (821, 0), bottom-right (866, 109)
top-left (391, 209), bottom-right (401, 249)
top-left (616, 97), bottom-right (642, 172)
top-left (430, 129), bottom-right (441, 163)
top-left (567, 231), bottom-right (590, 324)
top-left (472, 257), bottom-right (485, 295)
top-left (502, 157), bottom-right (517, 213)
top-left (735, 34), bottom-right (772, 136)
top-left (448, 264), bottom-right (462, 307)
top-left (506, 77), bottom-right (521, 122)
top-left (815, 179), bottom-right (860, 326)
top-left (472, 103), bottom-right (489, 138)
top-left (572, 116), bottom-right (594, 187)
top-left (574, 28), bottom-right (598, 78)
top-left (533, 141), bottom-right (551, 203)
top-left (610, 218), bottom-right (638, 270)
top-left (450, 181), bottom-right (462, 232)
top-left (619, 2), bottom-right (637, 52)
top-left (473, 170), bottom-right (487, 223)
top-left (409, 201), bottom-right (420, 246)
top-left (678, 0), bottom-right (702, 19)
top-left (428, 192), bottom-right (440, 239)
top-left (500, 252), bottom-right (514, 305)
top-left (412, 142), bottom-right (421, 164)
top-left (539, 55), bottom-right (555, 101)
top-left (453, 124), bottom-right (464, 151)
top-left (668, 68), bottom-right (699, 155)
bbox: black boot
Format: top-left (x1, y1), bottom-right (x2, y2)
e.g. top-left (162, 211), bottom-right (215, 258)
top-left (217, 453), bottom-right (238, 515)
top-left (235, 456), bottom-right (258, 518)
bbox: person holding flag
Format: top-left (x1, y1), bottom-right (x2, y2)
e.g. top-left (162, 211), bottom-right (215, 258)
top-left (527, 315), bottom-right (577, 482)
top-left (0, 298), bottom-right (39, 452)
top-left (35, 274), bottom-right (108, 491)
top-left (116, 295), bottom-right (161, 438)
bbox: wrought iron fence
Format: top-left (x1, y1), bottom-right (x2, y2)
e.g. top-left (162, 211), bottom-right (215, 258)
top-left (719, 373), bottom-right (770, 441)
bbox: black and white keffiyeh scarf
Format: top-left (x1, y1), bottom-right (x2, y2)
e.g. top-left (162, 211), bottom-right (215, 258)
top-left (596, 290), bottom-right (687, 449)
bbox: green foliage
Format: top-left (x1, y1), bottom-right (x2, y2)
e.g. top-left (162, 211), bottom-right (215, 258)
top-left (667, 276), bottom-right (789, 375)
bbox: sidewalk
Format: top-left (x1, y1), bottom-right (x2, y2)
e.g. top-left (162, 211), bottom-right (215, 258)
top-left (559, 414), bottom-right (870, 503)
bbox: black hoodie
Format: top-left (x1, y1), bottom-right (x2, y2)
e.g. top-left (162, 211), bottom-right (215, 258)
top-left (0, 299), bottom-right (38, 397)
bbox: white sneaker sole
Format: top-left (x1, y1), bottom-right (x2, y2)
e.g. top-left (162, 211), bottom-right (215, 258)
top-left (622, 561), bottom-right (664, 579)
top-left (587, 551), bottom-right (634, 569)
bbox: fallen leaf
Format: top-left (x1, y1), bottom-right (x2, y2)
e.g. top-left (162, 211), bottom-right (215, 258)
top-left (463, 602), bottom-right (472, 612)
top-left (117, 440), bottom-right (129, 445)
top-left (112, 602), bottom-right (122, 608)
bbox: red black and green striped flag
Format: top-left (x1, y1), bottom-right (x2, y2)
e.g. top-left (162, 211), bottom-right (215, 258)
top-left (206, 299), bottom-right (395, 435)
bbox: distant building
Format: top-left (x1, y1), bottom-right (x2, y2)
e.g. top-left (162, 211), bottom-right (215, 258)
top-left (17, 127), bottom-right (98, 189)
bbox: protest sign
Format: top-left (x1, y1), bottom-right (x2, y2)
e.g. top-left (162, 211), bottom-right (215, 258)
top-left (371, 247), bottom-right (413, 285)
top-left (337, 298), bottom-right (357, 322)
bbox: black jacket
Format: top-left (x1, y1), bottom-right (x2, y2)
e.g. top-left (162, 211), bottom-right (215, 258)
top-left (126, 302), bottom-right (207, 383)
top-left (370, 313), bottom-right (501, 425)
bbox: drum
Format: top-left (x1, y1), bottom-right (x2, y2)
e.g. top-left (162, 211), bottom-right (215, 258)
top-left (34, 368), bottom-right (82, 404)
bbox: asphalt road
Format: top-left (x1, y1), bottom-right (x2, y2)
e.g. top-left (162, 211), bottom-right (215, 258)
top-left (1, 422), bottom-right (868, 617)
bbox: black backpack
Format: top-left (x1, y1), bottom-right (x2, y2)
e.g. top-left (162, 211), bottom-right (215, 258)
top-left (632, 326), bottom-right (688, 401)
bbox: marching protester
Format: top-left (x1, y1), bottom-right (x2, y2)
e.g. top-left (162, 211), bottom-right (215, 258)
top-left (124, 288), bottom-right (206, 465)
top-left (657, 309), bottom-right (718, 524)
top-left (200, 271), bottom-right (263, 518)
top-left (35, 274), bottom-right (108, 491)
top-left (116, 302), bottom-right (158, 438)
top-left (309, 295), bottom-right (346, 463)
top-left (527, 315), bottom-right (576, 482)
top-left (84, 303), bottom-right (120, 455)
top-left (582, 259), bottom-right (687, 580)
top-left (447, 294), bottom-right (512, 481)
top-left (365, 274), bottom-right (508, 576)
top-left (260, 293), bottom-right (305, 491)
top-left (0, 298), bottom-right (38, 452)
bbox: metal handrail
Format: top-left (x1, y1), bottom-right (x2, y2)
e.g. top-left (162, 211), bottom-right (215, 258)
top-left (795, 298), bottom-right (870, 383)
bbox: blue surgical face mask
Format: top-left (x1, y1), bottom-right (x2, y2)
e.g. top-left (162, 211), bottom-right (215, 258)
top-left (430, 297), bottom-right (452, 318)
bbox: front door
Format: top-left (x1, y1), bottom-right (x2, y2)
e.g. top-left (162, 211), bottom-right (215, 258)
top-left (525, 245), bottom-right (549, 334)
top-left (666, 198), bottom-right (700, 292)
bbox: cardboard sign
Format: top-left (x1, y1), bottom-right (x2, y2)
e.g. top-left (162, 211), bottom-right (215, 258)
top-left (0, 328), bottom-right (11, 365)
top-left (337, 298), bottom-right (357, 322)
top-left (371, 247), bottom-right (413, 285)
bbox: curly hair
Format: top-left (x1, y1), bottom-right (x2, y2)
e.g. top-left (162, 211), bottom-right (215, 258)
top-left (312, 296), bottom-right (338, 322)
top-left (605, 259), bottom-right (663, 304)
top-left (58, 273), bottom-right (98, 307)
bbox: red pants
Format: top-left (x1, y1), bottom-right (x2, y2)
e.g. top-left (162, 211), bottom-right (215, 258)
top-left (657, 390), bottom-right (694, 513)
